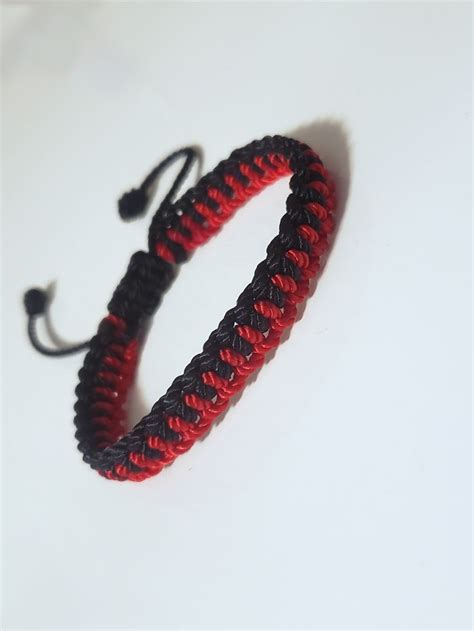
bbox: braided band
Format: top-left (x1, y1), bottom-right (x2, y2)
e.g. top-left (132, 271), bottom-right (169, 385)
top-left (73, 135), bottom-right (336, 481)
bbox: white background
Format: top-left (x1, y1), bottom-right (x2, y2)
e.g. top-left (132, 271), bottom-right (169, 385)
top-left (2, 3), bottom-right (471, 629)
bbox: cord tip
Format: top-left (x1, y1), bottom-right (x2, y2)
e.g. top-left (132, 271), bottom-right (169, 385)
top-left (24, 288), bottom-right (48, 316)
top-left (118, 188), bottom-right (149, 221)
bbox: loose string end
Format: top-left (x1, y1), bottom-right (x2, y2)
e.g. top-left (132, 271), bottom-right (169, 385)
top-left (117, 147), bottom-right (198, 222)
top-left (23, 288), bottom-right (90, 357)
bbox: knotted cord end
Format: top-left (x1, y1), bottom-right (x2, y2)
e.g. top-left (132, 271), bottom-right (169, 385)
top-left (118, 187), bottom-right (149, 221)
top-left (23, 287), bottom-right (48, 316)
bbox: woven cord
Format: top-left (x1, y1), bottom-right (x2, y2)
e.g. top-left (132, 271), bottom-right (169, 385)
top-left (25, 135), bottom-right (336, 482)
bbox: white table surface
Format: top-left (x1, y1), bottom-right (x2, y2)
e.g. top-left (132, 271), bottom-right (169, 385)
top-left (2, 3), bottom-right (471, 629)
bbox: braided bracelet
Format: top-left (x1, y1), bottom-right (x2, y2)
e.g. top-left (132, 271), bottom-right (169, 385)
top-left (24, 135), bottom-right (336, 482)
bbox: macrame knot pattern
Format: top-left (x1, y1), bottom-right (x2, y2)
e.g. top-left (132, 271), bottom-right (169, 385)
top-left (24, 135), bottom-right (336, 482)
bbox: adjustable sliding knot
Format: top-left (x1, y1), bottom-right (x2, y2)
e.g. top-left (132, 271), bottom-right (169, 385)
top-left (24, 135), bottom-right (337, 482)
top-left (107, 251), bottom-right (174, 335)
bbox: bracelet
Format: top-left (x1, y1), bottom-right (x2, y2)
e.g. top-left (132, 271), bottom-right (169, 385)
top-left (24, 135), bottom-right (336, 482)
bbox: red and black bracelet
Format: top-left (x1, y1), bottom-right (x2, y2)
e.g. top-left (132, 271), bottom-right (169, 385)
top-left (24, 135), bottom-right (336, 482)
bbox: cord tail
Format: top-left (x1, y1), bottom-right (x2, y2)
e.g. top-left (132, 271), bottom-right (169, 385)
top-left (118, 147), bottom-right (198, 222)
top-left (24, 289), bottom-right (90, 357)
